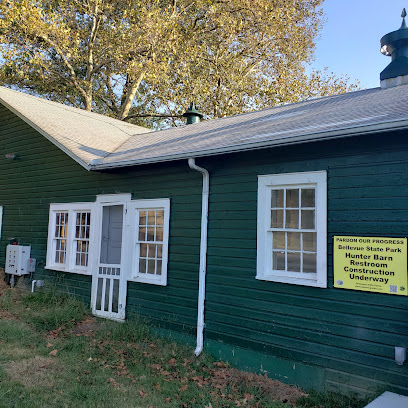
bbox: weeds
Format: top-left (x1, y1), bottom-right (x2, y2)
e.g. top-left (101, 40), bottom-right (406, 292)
top-left (0, 287), bottom-right (374, 408)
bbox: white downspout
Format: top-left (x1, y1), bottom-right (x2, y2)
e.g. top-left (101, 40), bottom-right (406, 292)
top-left (188, 158), bottom-right (209, 356)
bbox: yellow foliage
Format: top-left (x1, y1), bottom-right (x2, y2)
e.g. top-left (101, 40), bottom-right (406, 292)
top-left (0, 0), bottom-right (358, 127)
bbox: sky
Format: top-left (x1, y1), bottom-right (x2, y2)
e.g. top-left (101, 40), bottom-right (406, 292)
top-left (312, 0), bottom-right (407, 89)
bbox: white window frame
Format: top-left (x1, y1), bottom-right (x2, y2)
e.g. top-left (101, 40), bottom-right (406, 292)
top-left (257, 171), bottom-right (327, 288)
top-left (128, 198), bottom-right (170, 286)
top-left (45, 202), bottom-right (95, 275)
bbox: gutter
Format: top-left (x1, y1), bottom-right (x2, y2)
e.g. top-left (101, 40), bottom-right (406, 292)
top-left (188, 158), bottom-right (209, 356)
top-left (90, 117), bottom-right (408, 170)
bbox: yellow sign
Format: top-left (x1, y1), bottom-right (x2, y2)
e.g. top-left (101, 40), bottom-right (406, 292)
top-left (333, 236), bottom-right (407, 296)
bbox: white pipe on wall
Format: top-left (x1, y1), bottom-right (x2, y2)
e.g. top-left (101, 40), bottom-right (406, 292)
top-left (188, 158), bottom-right (210, 356)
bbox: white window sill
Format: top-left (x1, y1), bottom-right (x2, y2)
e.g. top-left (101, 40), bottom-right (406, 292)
top-left (256, 274), bottom-right (327, 288)
top-left (45, 265), bottom-right (91, 276)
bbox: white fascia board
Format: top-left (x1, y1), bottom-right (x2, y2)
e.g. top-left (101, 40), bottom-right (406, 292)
top-left (91, 118), bottom-right (408, 170)
top-left (0, 98), bottom-right (91, 171)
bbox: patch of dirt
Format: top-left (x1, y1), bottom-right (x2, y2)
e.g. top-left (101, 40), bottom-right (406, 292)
top-left (213, 366), bottom-right (307, 406)
top-left (5, 356), bottom-right (61, 388)
top-left (72, 317), bottom-right (98, 336)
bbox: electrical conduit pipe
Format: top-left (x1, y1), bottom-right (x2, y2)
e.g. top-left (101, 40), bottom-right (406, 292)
top-left (188, 158), bottom-right (209, 356)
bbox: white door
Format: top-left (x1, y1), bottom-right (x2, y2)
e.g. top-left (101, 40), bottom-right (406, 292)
top-left (92, 203), bottom-right (127, 321)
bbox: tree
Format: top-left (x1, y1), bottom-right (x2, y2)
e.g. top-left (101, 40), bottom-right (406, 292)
top-left (0, 0), bottom-right (358, 128)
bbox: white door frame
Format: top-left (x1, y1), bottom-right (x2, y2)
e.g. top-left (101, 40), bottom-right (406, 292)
top-left (91, 194), bottom-right (131, 321)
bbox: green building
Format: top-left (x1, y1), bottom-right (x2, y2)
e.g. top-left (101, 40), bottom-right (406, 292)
top-left (1, 14), bottom-right (408, 397)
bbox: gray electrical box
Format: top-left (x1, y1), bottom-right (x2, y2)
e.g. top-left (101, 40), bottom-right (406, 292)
top-left (28, 258), bottom-right (36, 273)
top-left (5, 245), bottom-right (31, 276)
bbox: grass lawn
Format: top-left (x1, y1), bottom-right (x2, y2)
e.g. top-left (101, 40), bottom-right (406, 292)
top-left (0, 281), bottom-right (372, 408)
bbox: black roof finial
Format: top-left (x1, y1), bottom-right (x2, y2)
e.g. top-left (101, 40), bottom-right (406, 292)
top-left (401, 8), bottom-right (407, 29)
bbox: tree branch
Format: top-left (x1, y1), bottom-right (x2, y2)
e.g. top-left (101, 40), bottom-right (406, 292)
top-left (122, 113), bottom-right (183, 121)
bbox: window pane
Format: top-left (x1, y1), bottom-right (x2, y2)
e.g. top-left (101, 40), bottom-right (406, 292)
top-left (157, 244), bottom-right (163, 259)
top-left (271, 190), bottom-right (283, 208)
top-left (287, 232), bottom-right (301, 250)
top-left (138, 227), bottom-right (146, 241)
top-left (286, 189), bottom-right (299, 208)
top-left (272, 251), bottom-right (285, 270)
top-left (303, 232), bottom-right (316, 251)
top-left (285, 210), bottom-right (299, 229)
top-left (271, 210), bottom-right (283, 228)
top-left (156, 210), bottom-right (164, 225)
top-left (301, 210), bottom-right (315, 229)
top-left (272, 232), bottom-right (285, 250)
top-left (140, 243), bottom-right (147, 257)
top-left (287, 252), bottom-right (301, 272)
top-left (148, 211), bottom-right (155, 225)
top-left (156, 260), bottom-right (162, 275)
top-left (303, 253), bottom-right (316, 273)
top-left (155, 227), bottom-right (163, 242)
top-left (301, 189), bottom-right (315, 207)
top-left (146, 227), bottom-right (155, 241)
top-left (147, 260), bottom-right (155, 274)
top-left (147, 244), bottom-right (156, 258)
top-left (139, 258), bottom-right (146, 274)
top-left (139, 211), bottom-right (147, 226)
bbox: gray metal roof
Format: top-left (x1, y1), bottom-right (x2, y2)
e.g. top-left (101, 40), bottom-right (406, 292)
top-left (0, 86), bottom-right (150, 169)
top-left (99, 85), bottom-right (408, 169)
top-left (1, 85), bottom-right (408, 171)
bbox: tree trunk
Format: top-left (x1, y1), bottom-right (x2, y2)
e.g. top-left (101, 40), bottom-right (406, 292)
top-left (84, 93), bottom-right (92, 111)
top-left (118, 71), bottom-right (146, 120)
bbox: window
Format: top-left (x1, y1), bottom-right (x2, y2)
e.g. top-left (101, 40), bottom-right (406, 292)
top-left (257, 171), bottom-right (327, 287)
top-left (129, 199), bottom-right (170, 286)
top-left (46, 203), bottom-right (95, 275)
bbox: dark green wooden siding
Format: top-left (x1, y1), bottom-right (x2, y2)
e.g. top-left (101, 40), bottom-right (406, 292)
top-left (1, 103), bottom-right (408, 395)
top-left (199, 132), bottom-right (408, 395)
top-left (0, 105), bottom-right (201, 331)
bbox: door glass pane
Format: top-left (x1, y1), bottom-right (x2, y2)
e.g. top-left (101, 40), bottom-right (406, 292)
top-left (100, 205), bottom-right (123, 264)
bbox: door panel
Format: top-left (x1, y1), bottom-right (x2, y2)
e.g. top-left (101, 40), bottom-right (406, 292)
top-left (92, 204), bottom-right (127, 321)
